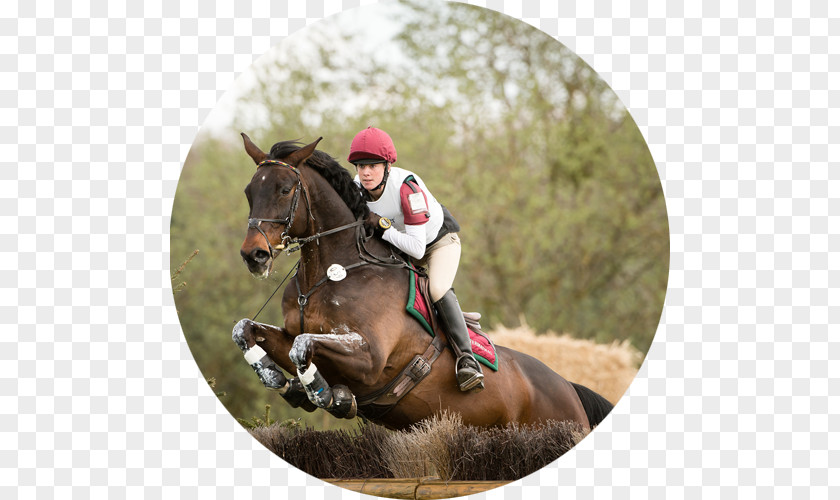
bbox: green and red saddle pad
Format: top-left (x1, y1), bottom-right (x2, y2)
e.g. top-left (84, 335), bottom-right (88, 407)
top-left (405, 270), bottom-right (499, 371)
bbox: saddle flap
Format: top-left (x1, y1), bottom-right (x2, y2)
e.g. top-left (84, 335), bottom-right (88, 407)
top-left (407, 271), bottom-right (498, 372)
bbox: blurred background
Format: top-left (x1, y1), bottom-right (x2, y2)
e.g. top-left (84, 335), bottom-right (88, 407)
top-left (171, 1), bottom-right (668, 429)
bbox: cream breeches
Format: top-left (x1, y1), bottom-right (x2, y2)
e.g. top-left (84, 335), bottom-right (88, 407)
top-left (415, 233), bottom-right (462, 302)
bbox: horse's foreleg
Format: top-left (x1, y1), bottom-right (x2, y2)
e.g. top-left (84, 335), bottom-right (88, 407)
top-left (287, 327), bottom-right (372, 420)
top-left (231, 319), bottom-right (316, 412)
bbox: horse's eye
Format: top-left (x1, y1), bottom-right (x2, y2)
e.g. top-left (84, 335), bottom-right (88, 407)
top-left (281, 187), bottom-right (292, 196)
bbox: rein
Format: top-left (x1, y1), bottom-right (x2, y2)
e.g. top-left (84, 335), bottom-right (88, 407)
top-left (248, 158), bottom-right (407, 330)
top-left (282, 220), bottom-right (364, 254)
top-left (249, 159), bottom-right (372, 255)
top-left (249, 221), bottom-right (370, 324)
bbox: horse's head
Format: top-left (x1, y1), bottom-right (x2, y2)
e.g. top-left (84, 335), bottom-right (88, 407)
top-left (239, 133), bottom-right (322, 278)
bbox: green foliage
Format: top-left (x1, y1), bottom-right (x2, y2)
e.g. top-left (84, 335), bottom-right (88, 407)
top-left (385, 2), bottom-right (668, 349)
top-left (206, 377), bottom-right (226, 398)
top-left (171, 249), bottom-right (198, 294)
top-left (236, 404), bottom-right (300, 430)
top-left (171, 2), bottom-right (668, 428)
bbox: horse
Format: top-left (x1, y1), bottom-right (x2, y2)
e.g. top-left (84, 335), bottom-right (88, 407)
top-left (232, 134), bottom-right (614, 431)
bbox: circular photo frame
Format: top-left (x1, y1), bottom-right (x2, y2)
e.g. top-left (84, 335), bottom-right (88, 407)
top-left (171, 2), bottom-right (667, 497)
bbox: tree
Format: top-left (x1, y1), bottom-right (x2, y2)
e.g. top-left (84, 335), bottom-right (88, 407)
top-left (172, 2), bottom-right (668, 426)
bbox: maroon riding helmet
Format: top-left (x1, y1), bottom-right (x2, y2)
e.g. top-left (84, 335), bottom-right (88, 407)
top-left (348, 126), bottom-right (398, 165)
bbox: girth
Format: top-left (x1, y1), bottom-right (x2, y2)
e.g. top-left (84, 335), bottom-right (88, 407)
top-left (355, 334), bottom-right (447, 421)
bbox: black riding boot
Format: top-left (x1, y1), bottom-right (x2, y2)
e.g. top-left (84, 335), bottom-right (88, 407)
top-left (434, 289), bottom-right (485, 392)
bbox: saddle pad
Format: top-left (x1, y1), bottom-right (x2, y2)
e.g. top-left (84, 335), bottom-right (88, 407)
top-left (406, 271), bottom-right (499, 371)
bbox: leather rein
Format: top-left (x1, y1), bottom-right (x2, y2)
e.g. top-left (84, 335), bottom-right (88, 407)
top-left (248, 159), bottom-right (408, 323)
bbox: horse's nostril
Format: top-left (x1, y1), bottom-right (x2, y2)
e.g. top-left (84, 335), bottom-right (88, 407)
top-left (252, 248), bottom-right (270, 264)
top-left (241, 247), bottom-right (271, 265)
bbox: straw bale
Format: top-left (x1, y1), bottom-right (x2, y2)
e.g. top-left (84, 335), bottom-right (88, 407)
top-left (488, 322), bottom-right (642, 404)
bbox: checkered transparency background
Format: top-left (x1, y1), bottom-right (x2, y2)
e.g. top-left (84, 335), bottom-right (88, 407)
top-left (2, 0), bottom-right (837, 498)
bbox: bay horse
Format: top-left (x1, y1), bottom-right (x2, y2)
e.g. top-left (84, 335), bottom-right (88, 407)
top-left (232, 134), bottom-right (613, 431)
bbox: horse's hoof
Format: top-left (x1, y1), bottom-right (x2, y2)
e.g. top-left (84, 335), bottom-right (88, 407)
top-left (282, 378), bottom-right (318, 412)
top-left (289, 334), bottom-right (313, 369)
top-left (328, 384), bottom-right (357, 419)
top-left (231, 318), bottom-right (255, 352)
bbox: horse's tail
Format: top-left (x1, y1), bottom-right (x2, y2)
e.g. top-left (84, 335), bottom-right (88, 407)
top-left (571, 382), bottom-right (614, 429)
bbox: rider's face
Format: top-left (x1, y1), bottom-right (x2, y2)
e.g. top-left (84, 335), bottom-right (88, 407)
top-left (356, 163), bottom-right (387, 192)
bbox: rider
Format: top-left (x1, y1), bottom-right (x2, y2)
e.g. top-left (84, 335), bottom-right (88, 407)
top-left (348, 126), bottom-right (484, 393)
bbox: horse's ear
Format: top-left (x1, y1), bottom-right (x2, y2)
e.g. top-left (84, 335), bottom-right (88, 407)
top-left (286, 137), bottom-right (323, 167)
top-left (241, 133), bottom-right (267, 165)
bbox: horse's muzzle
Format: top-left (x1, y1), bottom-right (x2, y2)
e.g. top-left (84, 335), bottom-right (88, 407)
top-left (242, 246), bottom-right (271, 265)
top-left (240, 245), bottom-right (273, 277)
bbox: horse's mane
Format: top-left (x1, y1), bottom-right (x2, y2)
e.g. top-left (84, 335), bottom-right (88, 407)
top-left (268, 141), bottom-right (370, 220)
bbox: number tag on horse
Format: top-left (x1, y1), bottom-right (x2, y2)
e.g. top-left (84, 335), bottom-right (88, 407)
top-left (327, 264), bottom-right (347, 281)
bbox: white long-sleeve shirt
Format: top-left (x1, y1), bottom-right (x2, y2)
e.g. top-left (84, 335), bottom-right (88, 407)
top-left (354, 166), bottom-right (444, 259)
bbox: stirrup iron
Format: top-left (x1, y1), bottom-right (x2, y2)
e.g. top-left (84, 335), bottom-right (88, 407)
top-left (455, 353), bottom-right (484, 392)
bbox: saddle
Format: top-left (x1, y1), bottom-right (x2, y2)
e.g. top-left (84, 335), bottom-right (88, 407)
top-left (406, 271), bottom-right (498, 370)
top-left (355, 271), bottom-right (498, 420)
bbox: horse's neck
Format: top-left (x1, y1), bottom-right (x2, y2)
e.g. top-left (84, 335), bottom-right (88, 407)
top-left (297, 170), bottom-right (360, 287)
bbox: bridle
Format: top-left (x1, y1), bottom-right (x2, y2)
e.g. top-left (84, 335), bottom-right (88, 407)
top-left (247, 159), bottom-right (364, 258)
top-left (246, 158), bottom-right (409, 326)
top-left (247, 159), bottom-right (313, 258)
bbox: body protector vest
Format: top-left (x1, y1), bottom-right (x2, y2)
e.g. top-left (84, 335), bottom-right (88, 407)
top-left (355, 167), bottom-right (450, 245)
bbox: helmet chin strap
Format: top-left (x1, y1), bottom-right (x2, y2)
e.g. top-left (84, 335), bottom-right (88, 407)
top-left (370, 164), bottom-right (390, 193)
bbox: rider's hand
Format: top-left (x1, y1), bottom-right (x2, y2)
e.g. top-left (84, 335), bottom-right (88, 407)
top-left (364, 211), bottom-right (390, 238)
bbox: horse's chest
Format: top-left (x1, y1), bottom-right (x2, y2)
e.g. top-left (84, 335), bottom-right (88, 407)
top-left (282, 289), bottom-right (357, 335)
